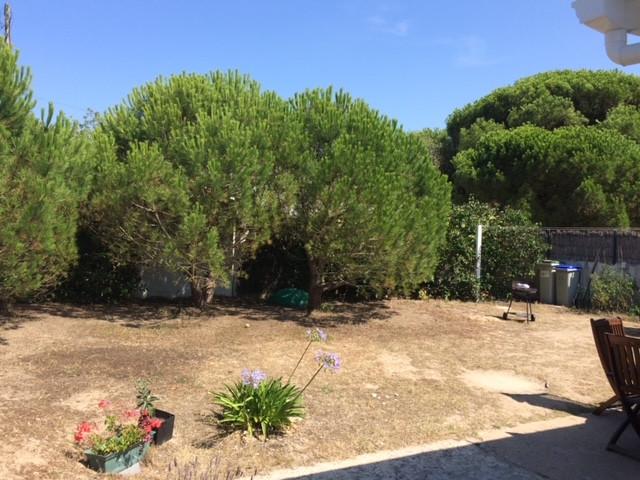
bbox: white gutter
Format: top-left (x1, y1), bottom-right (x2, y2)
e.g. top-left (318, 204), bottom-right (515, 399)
top-left (605, 28), bottom-right (640, 66)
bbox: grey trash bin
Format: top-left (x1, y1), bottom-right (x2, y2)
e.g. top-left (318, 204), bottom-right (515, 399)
top-left (537, 260), bottom-right (559, 304)
top-left (555, 265), bottom-right (581, 307)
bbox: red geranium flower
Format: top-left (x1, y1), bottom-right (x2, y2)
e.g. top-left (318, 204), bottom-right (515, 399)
top-left (124, 409), bottom-right (141, 420)
top-left (150, 418), bottom-right (164, 430)
top-left (74, 421), bottom-right (94, 444)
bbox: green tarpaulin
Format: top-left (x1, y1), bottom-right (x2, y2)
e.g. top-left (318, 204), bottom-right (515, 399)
top-left (269, 288), bottom-right (308, 309)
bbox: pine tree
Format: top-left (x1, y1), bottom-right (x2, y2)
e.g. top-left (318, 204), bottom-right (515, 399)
top-left (0, 42), bottom-right (86, 308)
top-left (287, 89), bottom-right (451, 313)
top-left (0, 39), bottom-right (33, 134)
top-left (92, 72), bottom-right (297, 307)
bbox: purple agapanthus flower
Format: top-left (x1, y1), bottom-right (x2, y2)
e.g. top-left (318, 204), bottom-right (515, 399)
top-left (241, 368), bottom-right (267, 388)
top-left (306, 327), bottom-right (328, 343)
top-left (315, 350), bottom-right (341, 373)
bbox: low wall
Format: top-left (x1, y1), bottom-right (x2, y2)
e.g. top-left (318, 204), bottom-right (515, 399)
top-left (541, 228), bottom-right (640, 288)
top-left (137, 267), bottom-right (234, 300)
top-left (546, 260), bottom-right (640, 290)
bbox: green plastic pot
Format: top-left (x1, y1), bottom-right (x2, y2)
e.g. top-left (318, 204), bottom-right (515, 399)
top-left (84, 441), bottom-right (151, 474)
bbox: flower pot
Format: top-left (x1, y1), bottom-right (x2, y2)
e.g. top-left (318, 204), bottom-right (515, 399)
top-left (153, 409), bottom-right (175, 445)
top-left (85, 441), bottom-right (151, 474)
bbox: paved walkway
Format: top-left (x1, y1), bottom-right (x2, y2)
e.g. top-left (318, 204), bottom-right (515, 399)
top-left (253, 412), bottom-right (639, 480)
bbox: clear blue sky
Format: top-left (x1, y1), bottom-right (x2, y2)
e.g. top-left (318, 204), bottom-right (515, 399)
top-left (11, 0), bottom-right (640, 131)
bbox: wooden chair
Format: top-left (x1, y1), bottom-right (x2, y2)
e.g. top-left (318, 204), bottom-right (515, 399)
top-left (604, 333), bottom-right (640, 459)
top-left (591, 318), bottom-right (625, 415)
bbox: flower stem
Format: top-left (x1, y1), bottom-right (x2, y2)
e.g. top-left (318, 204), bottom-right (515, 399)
top-left (288, 340), bottom-right (312, 383)
top-left (299, 365), bottom-right (323, 395)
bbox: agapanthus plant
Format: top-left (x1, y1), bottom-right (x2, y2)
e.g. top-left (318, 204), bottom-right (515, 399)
top-left (287, 328), bottom-right (328, 382)
top-left (213, 329), bottom-right (341, 440)
top-left (214, 371), bottom-right (303, 439)
top-left (299, 350), bottom-right (342, 394)
top-left (241, 368), bottom-right (268, 388)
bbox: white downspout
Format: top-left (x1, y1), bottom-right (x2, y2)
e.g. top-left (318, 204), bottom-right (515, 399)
top-left (605, 29), bottom-right (640, 66)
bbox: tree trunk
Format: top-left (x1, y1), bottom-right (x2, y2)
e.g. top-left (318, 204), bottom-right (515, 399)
top-left (190, 279), bottom-right (213, 309)
top-left (0, 299), bottom-right (10, 317)
top-left (306, 257), bottom-right (323, 315)
top-left (307, 284), bottom-right (323, 315)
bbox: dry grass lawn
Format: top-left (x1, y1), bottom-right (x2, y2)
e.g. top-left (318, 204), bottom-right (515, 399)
top-left (0, 298), bottom-right (632, 479)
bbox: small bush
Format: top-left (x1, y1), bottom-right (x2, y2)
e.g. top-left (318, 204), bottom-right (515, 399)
top-left (214, 374), bottom-right (304, 439)
top-left (591, 266), bottom-right (636, 313)
top-left (427, 199), bottom-right (548, 300)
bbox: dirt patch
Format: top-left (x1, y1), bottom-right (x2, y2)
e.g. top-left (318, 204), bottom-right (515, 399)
top-left (378, 351), bottom-right (443, 381)
top-left (0, 299), bottom-right (622, 479)
top-left (460, 370), bottom-right (545, 395)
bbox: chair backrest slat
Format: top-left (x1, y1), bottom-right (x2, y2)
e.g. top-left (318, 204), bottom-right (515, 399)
top-left (590, 318), bottom-right (626, 391)
top-left (606, 334), bottom-right (640, 396)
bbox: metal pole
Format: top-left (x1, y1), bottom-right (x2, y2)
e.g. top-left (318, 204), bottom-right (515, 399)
top-left (476, 224), bottom-right (483, 301)
top-left (230, 223), bottom-right (236, 297)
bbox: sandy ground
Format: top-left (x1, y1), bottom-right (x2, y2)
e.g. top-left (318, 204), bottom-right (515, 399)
top-left (0, 299), bottom-right (630, 479)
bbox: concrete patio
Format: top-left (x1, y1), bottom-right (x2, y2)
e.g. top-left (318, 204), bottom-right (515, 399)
top-left (255, 410), bottom-right (639, 480)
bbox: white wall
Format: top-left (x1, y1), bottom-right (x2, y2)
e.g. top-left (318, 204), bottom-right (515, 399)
top-left (137, 267), bottom-right (234, 299)
top-left (552, 259), bottom-right (640, 290)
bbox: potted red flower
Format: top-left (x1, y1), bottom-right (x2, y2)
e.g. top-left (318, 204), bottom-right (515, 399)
top-left (73, 400), bottom-right (153, 474)
top-left (135, 379), bottom-right (175, 445)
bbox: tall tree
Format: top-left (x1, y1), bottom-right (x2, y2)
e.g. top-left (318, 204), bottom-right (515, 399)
top-left (92, 72), bottom-right (297, 307)
top-left (0, 42), bottom-right (86, 308)
top-left (453, 125), bottom-right (640, 227)
top-left (447, 70), bottom-right (640, 150)
top-left (287, 89), bottom-right (451, 313)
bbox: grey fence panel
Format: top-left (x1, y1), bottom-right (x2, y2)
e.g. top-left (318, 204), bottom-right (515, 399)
top-left (542, 228), bottom-right (640, 265)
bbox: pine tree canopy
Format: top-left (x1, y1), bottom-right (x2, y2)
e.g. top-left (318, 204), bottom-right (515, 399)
top-left (0, 42), bottom-right (86, 305)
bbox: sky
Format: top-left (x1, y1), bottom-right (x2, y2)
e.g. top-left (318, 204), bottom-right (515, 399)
top-left (10, 0), bottom-right (640, 131)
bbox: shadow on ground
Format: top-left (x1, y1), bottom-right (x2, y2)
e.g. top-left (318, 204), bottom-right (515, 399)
top-left (0, 309), bottom-right (37, 346)
top-left (12, 297), bottom-right (395, 330)
top-left (281, 411), bottom-right (638, 480)
top-left (504, 392), bottom-right (594, 415)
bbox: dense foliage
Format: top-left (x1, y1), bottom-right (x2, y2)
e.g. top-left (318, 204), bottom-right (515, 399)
top-left (453, 126), bottom-right (640, 227)
top-left (7, 45), bottom-right (640, 308)
top-left (590, 266), bottom-right (636, 313)
top-left (447, 70), bottom-right (640, 149)
top-left (288, 89), bottom-right (451, 312)
top-left (0, 43), bottom-right (86, 308)
top-left (439, 70), bottom-right (640, 228)
top-left (427, 199), bottom-right (548, 300)
top-left (90, 81), bottom-right (451, 311)
top-left (90, 72), bottom-right (297, 307)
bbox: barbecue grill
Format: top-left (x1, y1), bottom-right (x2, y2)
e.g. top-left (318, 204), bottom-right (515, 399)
top-left (502, 281), bottom-right (537, 324)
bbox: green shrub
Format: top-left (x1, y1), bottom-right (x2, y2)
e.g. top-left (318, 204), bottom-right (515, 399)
top-left (52, 229), bottom-right (140, 303)
top-left (591, 266), bottom-right (636, 313)
top-left (214, 373), bottom-right (304, 439)
top-left (427, 199), bottom-right (548, 300)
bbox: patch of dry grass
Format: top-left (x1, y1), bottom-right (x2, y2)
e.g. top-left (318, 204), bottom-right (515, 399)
top-left (0, 299), bottom-right (624, 479)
